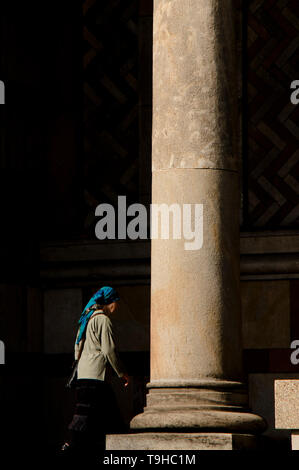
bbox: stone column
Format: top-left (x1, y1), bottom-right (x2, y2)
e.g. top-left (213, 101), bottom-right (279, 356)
top-left (107, 0), bottom-right (266, 450)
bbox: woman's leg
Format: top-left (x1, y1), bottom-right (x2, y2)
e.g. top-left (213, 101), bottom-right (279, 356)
top-left (66, 379), bottom-right (97, 454)
top-left (63, 379), bottom-right (124, 456)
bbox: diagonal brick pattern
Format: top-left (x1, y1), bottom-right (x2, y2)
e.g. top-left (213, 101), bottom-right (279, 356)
top-left (247, 0), bottom-right (299, 228)
top-left (82, 0), bottom-right (298, 233)
top-left (83, 0), bottom-right (140, 233)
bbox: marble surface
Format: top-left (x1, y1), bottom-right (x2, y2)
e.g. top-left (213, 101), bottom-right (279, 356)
top-left (275, 379), bottom-right (299, 429)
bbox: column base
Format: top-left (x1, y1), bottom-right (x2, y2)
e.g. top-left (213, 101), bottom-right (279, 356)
top-left (130, 409), bottom-right (266, 434)
top-left (106, 432), bottom-right (258, 450)
top-left (129, 380), bottom-right (267, 434)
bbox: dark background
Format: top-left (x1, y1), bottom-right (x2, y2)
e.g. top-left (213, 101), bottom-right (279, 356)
top-left (0, 0), bottom-right (298, 457)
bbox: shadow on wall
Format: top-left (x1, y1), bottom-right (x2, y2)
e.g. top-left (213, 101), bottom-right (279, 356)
top-left (112, 294), bottom-right (150, 352)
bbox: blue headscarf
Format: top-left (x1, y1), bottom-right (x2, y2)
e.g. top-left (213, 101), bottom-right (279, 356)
top-left (76, 286), bottom-right (120, 344)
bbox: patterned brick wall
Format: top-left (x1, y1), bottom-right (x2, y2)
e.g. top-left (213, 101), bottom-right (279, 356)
top-left (246, 0), bottom-right (299, 228)
top-left (83, 0), bottom-right (141, 235)
top-left (82, 0), bottom-right (299, 234)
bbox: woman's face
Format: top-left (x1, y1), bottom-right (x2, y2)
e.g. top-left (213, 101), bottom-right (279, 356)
top-left (107, 301), bottom-right (119, 314)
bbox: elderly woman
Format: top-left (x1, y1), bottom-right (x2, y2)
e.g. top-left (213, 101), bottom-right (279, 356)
top-left (61, 286), bottom-right (129, 457)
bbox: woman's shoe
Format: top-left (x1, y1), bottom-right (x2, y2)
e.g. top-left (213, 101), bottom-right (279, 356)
top-left (59, 442), bottom-right (77, 457)
top-left (61, 442), bottom-right (71, 451)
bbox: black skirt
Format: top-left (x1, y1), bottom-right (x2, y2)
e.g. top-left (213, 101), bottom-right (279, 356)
top-left (68, 379), bottom-right (124, 441)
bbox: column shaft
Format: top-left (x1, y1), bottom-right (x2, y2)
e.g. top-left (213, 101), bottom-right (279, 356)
top-left (130, 0), bottom-right (266, 434)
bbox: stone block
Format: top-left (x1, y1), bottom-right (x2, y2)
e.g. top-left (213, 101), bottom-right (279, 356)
top-left (291, 432), bottom-right (299, 450)
top-left (275, 380), bottom-right (299, 429)
top-left (106, 433), bottom-right (257, 450)
top-left (249, 373), bottom-right (299, 438)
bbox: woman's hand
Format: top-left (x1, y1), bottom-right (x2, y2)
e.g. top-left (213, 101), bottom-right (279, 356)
top-left (121, 373), bottom-right (130, 388)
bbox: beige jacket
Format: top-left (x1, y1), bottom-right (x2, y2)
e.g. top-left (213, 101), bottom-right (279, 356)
top-left (75, 310), bottom-right (125, 381)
